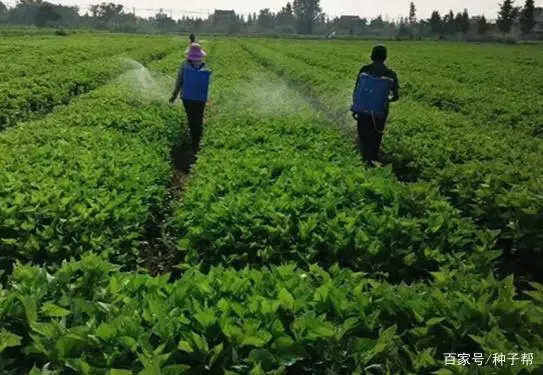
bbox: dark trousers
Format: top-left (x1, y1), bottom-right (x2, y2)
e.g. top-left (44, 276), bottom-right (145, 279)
top-left (182, 99), bottom-right (206, 149)
top-left (357, 113), bottom-right (387, 166)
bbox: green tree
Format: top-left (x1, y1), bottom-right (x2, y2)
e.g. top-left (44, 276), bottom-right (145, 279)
top-left (397, 17), bottom-right (411, 37)
top-left (277, 2), bottom-right (295, 27)
top-left (408, 2), bottom-right (416, 38)
top-left (154, 9), bottom-right (175, 31)
top-left (35, 2), bottom-right (60, 26)
top-left (477, 15), bottom-right (490, 34)
top-left (409, 2), bottom-right (416, 24)
top-left (257, 8), bottom-right (274, 29)
top-left (0, 1), bottom-right (8, 17)
top-left (454, 12), bottom-right (464, 33)
top-left (429, 10), bottom-right (442, 36)
top-left (520, 0), bottom-right (536, 34)
top-left (443, 10), bottom-right (456, 34)
top-left (497, 0), bottom-right (519, 33)
top-left (460, 8), bottom-right (470, 35)
top-left (292, 0), bottom-right (322, 34)
top-left (370, 15), bottom-right (385, 29)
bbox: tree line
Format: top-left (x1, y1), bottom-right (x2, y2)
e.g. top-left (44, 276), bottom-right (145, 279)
top-left (0, 0), bottom-right (539, 38)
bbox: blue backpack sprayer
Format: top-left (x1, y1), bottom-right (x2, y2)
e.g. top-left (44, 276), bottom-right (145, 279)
top-left (182, 66), bottom-right (211, 101)
top-left (352, 73), bottom-right (394, 132)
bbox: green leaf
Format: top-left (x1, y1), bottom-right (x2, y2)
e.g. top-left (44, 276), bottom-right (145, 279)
top-left (209, 342), bottom-right (225, 368)
top-left (410, 326), bottom-right (429, 337)
top-left (273, 337), bottom-right (306, 366)
top-left (138, 363), bottom-right (161, 375)
top-left (430, 271), bottom-right (448, 283)
top-left (20, 295), bottom-right (38, 325)
top-left (31, 322), bottom-right (57, 338)
top-left (307, 323), bottom-right (335, 340)
top-left (0, 329), bottom-right (22, 353)
top-left (242, 336), bottom-right (267, 348)
top-left (278, 288), bottom-right (295, 311)
top-left (96, 323), bottom-right (116, 341)
top-left (41, 302), bottom-right (71, 318)
top-left (248, 349), bottom-right (277, 370)
top-left (178, 340), bottom-right (194, 353)
top-left (66, 359), bottom-right (92, 375)
top-left (352, 337), bottom-right (375, 352)
top-left (195, 310), bottom-right (217, 329)
top-left (191, 332), bottom-right (209, 353)
top-left (178, 238), bottom-right (191, 250)
top-left (249, 363), bottom-right (265, 375)
top-left (426, 317), bottom-right (445, 327)
top-left (108, 370), bottom-right (133, 375)
top-left (162, 365), bottom-right (191, 375)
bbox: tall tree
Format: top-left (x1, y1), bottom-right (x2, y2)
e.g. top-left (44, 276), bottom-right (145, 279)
top-left (0, 1), bottom-right (8, 17)
top-left (408, 2), bottom-right (416, 38)
top-left (397, 17), bottom-right (411, 37)
top-left (370, 15), bottom-right (385, 29)
top-left (257, 8), bottom-right (274, 29)
top-left (277, 2), bottom-right (295, 27)
top-left (89, 2), bottom-right (123, 20)
top-left (409, 2), bottom-right (416, 24)
top-left (35, 2), bottom-right (60, 26)
top-left (443, 10), bottom-right (456, 34)
top-left (477, 15), bottom-right (490, 34)
top-left (454, 12), bottom-right (463, 32)
top-left (520, 0), bottom-right (536, 34)
top-left (429, 10), bottom-right (442, 36)
top-left (497, 0), bottom-right (519, 33)
top-left (460, 8), bottom-right (470, 35)
top-left (292, 0), bottom-right (322, 34)
top-left (154, 9), bottom-right (175, 31)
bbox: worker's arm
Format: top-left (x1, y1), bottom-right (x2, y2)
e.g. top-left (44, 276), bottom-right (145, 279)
top-left (389, 72), bottom-right (400, 103)
top-left (170, 62), bottom-right (185, 103)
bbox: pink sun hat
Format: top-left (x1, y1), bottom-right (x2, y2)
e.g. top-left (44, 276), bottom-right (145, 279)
top-left (186, 43), bottom-right (207, 62)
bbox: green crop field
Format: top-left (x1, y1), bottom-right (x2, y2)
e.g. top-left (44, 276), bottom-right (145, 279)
top-left (1, 32), bottom-right (543, 374)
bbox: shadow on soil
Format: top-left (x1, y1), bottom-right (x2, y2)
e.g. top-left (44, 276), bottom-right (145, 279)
top-left (140, 133), bottom-right (199, 277)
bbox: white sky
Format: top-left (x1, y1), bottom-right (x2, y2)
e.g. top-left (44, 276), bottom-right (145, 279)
top-left (4, 0), bottom-right (542, 20)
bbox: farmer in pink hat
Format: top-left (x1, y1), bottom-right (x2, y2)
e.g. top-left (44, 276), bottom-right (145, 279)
top-left (170, 42), bottom-right (210, 151)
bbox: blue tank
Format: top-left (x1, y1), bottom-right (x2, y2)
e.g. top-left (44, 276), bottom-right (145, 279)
top-left (352, 73), bottom-right (392, 117)
top-left (183, 67), bottom-right (211, 102)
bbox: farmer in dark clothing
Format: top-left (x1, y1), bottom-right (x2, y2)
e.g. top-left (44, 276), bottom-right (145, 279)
top-left (189, 33), bottom-right (196, 43)
top-left (169, 43), bottom-right (209, 151)
top-left (352, 45), bottom-right (399, 167)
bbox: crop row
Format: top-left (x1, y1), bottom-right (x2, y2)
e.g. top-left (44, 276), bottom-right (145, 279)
top-left (261, 40), bottom-right (543, 95)
top-left (240, 42), bottom-right (543, 280)
top-left (0, 34), bottom-right (171, 83)
top-left (257, 39), bottom-right (543, 137)
top-left (1, 252), bottom-right (542, 373)
top-left (0, 57), bottom-right (187, 273)
top-left (0, 38), bottom-right (542, 374)
top-left (0, 26), bottom-right (74, 37)
top-left (0, 40), bottom-right (178, 130)
top-left (151, 41), bottom-right (500, 284)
